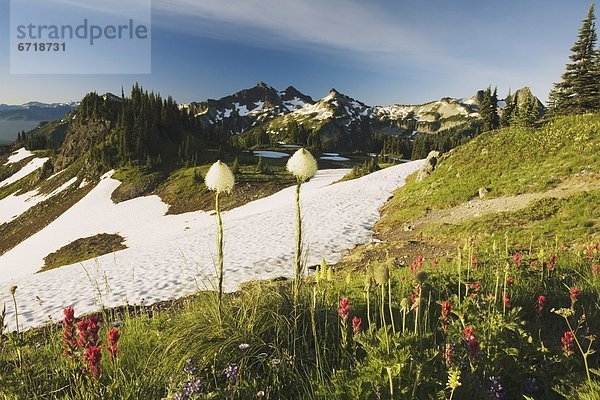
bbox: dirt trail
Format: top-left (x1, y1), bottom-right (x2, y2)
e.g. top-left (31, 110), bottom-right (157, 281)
top-left (415, 173), bottom-right (600, 227)
top-left (333, 173), bottom-right (599, 270)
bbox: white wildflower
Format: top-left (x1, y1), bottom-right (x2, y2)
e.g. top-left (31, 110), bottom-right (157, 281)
top-left (205, 160), bottom-right (235, 193)
top-left (286, 148), bottom-right (317, 181)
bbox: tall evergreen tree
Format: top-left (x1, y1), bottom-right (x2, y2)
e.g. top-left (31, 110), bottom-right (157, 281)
top-left (479, 87), bottom-right (499, 132)
top-left (491, 87), bottom-right (500, 129)
top-left (549, 5), bottom-right (599, 114)
top-left (500, 90), bottom-right (515, 127)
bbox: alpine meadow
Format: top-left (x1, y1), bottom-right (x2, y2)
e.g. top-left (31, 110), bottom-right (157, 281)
top-left (0, 2), bottom-right (599, 399)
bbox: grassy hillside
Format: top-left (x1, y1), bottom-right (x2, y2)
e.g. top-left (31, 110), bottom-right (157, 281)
top-left (378, 114), bottom-right (600, 239)
top-left (1, 115), bottom-right (598, 399)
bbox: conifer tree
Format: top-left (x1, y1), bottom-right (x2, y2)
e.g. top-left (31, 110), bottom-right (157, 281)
top-left (491, 87), bottom-right (500, 129)
top-left (479, 87), bottom-right (497, 132)
top-left (500, 90), bottom-right (515, 127)
top-left (549, 5), bottom-right (599, 114)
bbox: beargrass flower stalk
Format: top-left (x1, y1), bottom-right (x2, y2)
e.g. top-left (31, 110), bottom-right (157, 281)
top-left (286, 148), bottom-right (317, 306)
top-left (375, 264), bottom-right (391, 351)
top-left (9, 285), bottom-right (18, 334)
top-left (447, 367), bottom-right (461, 400)
top-left (413, 285), bottom-right (421, 336)
top-left (502, 264), bottom-right (509, 315)
top-left (400, 298), bottom-right (409, 333)
top-left (457, 249), bottom-right (462, 305)
top-left (364, 275), bottom-right (372, 327)
top-left (388, 276), bottom-right (396, 334)
top-left (310, 287), bottom-right (322, 380)
top-left (374, 264), bottom-right (389, 327)
top-left (205, 160), bottom-right (235, 316)
top-left (386, 366), bottom-right (395, 396)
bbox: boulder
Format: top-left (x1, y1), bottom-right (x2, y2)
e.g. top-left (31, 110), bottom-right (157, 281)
top-left (416, 150), bottom-right (440, 182)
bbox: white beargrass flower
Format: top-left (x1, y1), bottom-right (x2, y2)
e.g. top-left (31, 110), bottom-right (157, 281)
top-left (205, 160), bottom-right (235, 193)
top-left (286, 148), bottom-right (317, 181)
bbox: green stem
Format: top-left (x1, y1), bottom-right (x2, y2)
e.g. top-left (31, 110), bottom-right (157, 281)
top-left (11, 293), bottom-right (19, 335)
top-left (216, 192), bottom-right (224, 318)
top-left (457, 250), bottom-right (461, 305)
top-left (366, 286), bottom-right (371, 328)
top-left (311, 288), bottom-right (322, 382)
top-left (381, 284), bottom-right (389, 354)
top-left (386, 367), bottom-right (394, 396)
top-left (565, 318), bottom-right (592, 384)
top-left (294, 182), bottom-right (302, 306)
top-left (388, 278), bottom-right (396, 334)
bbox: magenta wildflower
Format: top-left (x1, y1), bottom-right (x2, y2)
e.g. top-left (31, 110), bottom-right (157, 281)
top-left (338, 297), bottom-right (351, 321)
top-left (440, 301), bottom-right (452, 331)
top-left (83, 346), bottom-right (102, 380)
top-left (352, 316), bottom-right (362, 335)
top-left (561, 331), bottom-right (575, 356)
top-left (513, 252), bottom-right (522, 267)
top-left (535, 295), bottom-right (546, 317)
top-left (62, 306), bottom-right (77, 360)
top-left (106, 328), bottom-right (120, 362)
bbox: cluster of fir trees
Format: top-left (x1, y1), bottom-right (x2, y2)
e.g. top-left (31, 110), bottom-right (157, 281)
top-left (372, 132), bottom-right (411, 161)
top-left (549, 4), bottom-right (600, 114)
top-left (479, 87), bottom-right (500, 132)
top-left (82, 85), bottom-right (232, 169)
top-left (500, 88), bottom-right (541, 128)
top-left (410, 121), bottom-right (480, 160)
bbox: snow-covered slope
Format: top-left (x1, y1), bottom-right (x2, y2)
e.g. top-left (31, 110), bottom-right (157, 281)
top-left (0, 177), bottom-right (77, 225)
top-left (0, 156), bottom-right (48, 188)
top-left (4, 148), bottom-right (34, 165)
top-left (0, 160), bottom-right (424, 330)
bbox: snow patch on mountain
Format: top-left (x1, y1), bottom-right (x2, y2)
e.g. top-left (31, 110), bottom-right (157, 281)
top-left (0, 161), bottom-right (424, 330)
top-left (0, 157), bottom-right (48, 188)
top-left (4, 148), bottom-right (34, 165)
top-left (0, 177), bottom-right (77, 225)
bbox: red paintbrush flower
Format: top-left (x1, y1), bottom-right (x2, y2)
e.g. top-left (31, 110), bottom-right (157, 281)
top-left (503, 293), bottom-right (511, 309)
top-left (106, 328), bottom-right (121, 362)
top-left (440, 301), bottom-right (452, 331)
top-left (535, 295), bottom-right (546, 317)
top-left (352, 316), bottom-right (362, 335)
top-left (83, 345), bottom-right (102, 379)
top-left (561, 331), bottom-right (575, 356)
top-left (570, 287), bottom-right (581, 304)
top-left (513, 252), bottom-right (522, 266)
top-left (338, 297), bottom-right (351, 321)
top-left (62, 306), bottom-right (77, 359)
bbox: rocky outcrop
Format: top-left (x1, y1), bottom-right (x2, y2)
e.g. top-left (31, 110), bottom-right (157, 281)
top-left (416, 151), bottom-right (440, 182)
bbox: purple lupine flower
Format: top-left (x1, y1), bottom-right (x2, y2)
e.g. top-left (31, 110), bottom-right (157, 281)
top-left (488, 376), bottom-right (507, 399)
top-left (225, 364), bottom-right (239, 382)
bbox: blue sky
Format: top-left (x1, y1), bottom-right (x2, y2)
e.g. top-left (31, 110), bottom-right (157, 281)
top-left (0, 0), bottom-right (597, 105)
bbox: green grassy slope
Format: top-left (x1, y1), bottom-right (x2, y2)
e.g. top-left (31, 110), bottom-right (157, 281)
top-left (379, 114), bottom-right (600, 236)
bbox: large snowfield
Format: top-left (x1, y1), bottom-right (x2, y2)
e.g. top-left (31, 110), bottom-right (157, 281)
top-left (0, 156), bottom-right (424, 330)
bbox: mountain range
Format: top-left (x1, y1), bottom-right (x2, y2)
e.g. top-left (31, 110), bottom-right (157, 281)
top-left (5, 83), bottom-right (545, 154)
top-left (0, 101), bottom-right (77, 144)
top-left (178, 82), bottom-right (543, 150)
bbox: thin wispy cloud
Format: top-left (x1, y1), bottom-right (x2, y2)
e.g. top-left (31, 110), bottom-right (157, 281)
top-left (152, 0), bottom-right (433, 61)
top-left (150, 0), bottom-right (532, 85)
